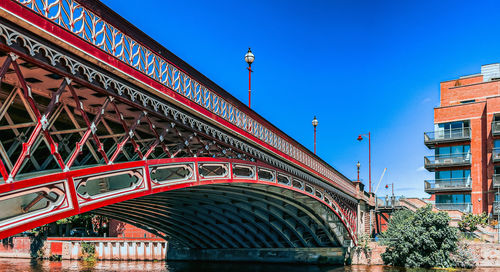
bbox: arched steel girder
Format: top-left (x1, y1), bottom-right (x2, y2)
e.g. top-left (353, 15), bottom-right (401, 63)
top-left (108, 201), bottom-right (245, 249)
top-left (124, 197), bottom-right (260, 248)
top-left (135, 195), bottom-right (279, 248)
top-left (181, 186), bottom-right (335, 247)
top-left (156, 192), bottom-right (305, 247)
top-left (96, 207), bottom-right (208, 248)
top-left (99, 192), bottom-right (296, 248)
top-left (97, 204), bottom-right (222, 248)
top-left (94, 183), bottom-right (346, 249)
top-left (231, 183), bottom-right (350, 244)
top-left (95, 210), bottom-right (194, 248)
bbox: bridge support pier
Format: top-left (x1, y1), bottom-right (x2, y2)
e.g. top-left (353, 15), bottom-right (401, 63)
top-left (166, 247), bottom-right (346, 264)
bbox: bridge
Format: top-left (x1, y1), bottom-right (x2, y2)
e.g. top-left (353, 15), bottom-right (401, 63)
top-left (0, 0), bottom-right (374, 263)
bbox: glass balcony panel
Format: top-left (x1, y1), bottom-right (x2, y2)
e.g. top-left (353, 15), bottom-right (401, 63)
top-left (494, 175), bottom-right (500, 188)
top-left (435, 203), bottom-right (472, 213)
top-left (424, 128), bottom-right (470, 145)
top-left (424, 178), bottom-right (471, 192)
top-left (493, 148), bottom-right (500, 162)
top-left (493, 201), bottom-right (500, 215)
top-left (424, 153), bottom-right (471, 168)
top-left (492, 121), bottom-right (500, 135)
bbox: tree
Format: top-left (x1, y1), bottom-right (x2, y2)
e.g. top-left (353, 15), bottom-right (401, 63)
top-left (380, 205), bottom-right (459, 268)
top-left (458, 212), bottom-right (488, 233)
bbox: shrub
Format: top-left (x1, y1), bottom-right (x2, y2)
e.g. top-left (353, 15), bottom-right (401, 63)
top-left (458, 212), bottom-right (488, 233)
top-left (380, 205), bottom-right (459, 268)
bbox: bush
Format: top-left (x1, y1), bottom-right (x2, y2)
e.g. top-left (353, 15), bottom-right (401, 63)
top-left (458, 212), bottom-right (488, 233)
top-left (81, 242), bottom-right (96, 262)
top-left (380, 205), bottom-right (459, 268)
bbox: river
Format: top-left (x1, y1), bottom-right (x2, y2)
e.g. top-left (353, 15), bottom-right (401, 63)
top-left (0, 259), bottom-right (498, 272)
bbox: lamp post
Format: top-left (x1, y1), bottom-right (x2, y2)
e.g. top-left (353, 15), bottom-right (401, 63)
top-left (356, 161), bottom-right (360, 181)
top-left (244, 48), bottom-right (255, 108)
top-left (312, 116), bottom-right (318, 154)
top-left (357, 132), bottom-right (371, 193)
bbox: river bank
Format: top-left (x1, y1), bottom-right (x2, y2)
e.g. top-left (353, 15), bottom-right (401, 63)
top-left (351, 241), bottom-right (500, 267)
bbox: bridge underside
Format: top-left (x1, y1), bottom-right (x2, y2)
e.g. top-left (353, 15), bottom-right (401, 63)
top-left (95, 183), bottom-right (348, 249)
top-left (94, 183), bottom-right (348, 264)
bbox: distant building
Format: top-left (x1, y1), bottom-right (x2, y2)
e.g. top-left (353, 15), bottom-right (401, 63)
top-left (424, 63), bottom-right (500, 217)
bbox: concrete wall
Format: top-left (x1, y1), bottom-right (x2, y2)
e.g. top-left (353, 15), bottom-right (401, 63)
top-left (0, 237), bottom-right (167, 261)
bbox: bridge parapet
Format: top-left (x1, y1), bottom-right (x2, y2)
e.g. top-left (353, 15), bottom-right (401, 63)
top-left (2, 0), bottom-right (355, 196)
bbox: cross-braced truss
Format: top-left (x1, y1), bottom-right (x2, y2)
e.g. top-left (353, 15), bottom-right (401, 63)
top-left (0, 12), bottom-right (360, 246)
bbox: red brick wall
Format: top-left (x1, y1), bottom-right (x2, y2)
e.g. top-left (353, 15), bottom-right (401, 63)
top-left (432, 74), bottom-right (500, 215)
top-left (108, 219), bottom-right (158, 238)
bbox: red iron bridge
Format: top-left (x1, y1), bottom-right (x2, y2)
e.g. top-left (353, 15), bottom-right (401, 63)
top-left (0, 0), bottom-right (374, 263)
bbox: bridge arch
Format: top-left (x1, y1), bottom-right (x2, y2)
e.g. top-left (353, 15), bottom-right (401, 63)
top-left (0, 158), bottom-right (354, 249)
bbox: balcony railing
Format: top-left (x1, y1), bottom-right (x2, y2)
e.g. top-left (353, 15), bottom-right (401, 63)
top-left (493, 121), bottom-right (500, 136)
top-left (435, 203), bottom-right (472, 213)
top-left (494, 175), bottom-right (500, 188)
top-left (424, 128), bottom-right (471, 147)
top-left (424, 178), bottom-right (472, 193)
top-left (493, 148), bottom-right (500, 162)
top-left (493, 201), bottom-right (500, 215)
top-left (424, 153), bottom-right (471, 170)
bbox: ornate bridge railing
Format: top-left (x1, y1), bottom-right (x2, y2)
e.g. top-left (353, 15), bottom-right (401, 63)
top-left (5, 0), bottom-right (355, 196)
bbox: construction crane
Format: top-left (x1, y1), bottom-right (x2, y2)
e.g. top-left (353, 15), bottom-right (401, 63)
top-left (374, 168), bottom-right (387, 195)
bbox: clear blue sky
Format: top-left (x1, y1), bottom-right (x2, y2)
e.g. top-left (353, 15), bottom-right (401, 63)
top-left (102, 0), bottom-right (500, 198)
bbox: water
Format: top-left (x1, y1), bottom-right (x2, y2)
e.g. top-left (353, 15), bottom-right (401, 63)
top-left (0, 259), bottom-right (497, 272)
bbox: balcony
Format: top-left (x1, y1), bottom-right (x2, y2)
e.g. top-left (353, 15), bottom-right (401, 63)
top-left (493, 121), bottom-right (500, 136)
top-left (493, 148), bottom-right (500, 162)
top-left (494, 201), bottom-right (500, 215)
top-left (424, 128), bottom-right (471, 148)
top-left (424, 178), bottom-right (472, 193)
top-left (424, 153), bottom-right (471, 170)
top-left (494, 175), bottom-right (500, 188)
top-left (435, 203), bottom-right (472, 213)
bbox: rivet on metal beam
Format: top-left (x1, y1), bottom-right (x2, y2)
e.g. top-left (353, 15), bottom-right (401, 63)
top-left (8, 53), bottom-right (18, 61)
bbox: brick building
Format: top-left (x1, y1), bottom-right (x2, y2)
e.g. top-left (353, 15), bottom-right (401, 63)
top-left (424, 63), bottom-right (500, 217)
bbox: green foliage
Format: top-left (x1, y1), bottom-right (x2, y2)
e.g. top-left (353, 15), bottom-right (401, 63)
top-left (81, 242), bottom-right (96, 262)
top-left (458, 212), bottom-right (488, 233)
top-left (56, 213), bottom-right (94, 227)
top-left (380, 205), bottom-right (459, 268)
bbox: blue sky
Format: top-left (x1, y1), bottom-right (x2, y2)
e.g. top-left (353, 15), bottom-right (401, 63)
top-left (102, 0), bottom-right (500, 198)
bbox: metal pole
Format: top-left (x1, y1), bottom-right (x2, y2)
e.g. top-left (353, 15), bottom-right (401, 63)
top-left (248, 66), bottom-right (252, 108)
top-left (357, 162), bottom-right (360, 181)
top-left (314, 126), bottom-right (317, 154)
top-left (369, 131), bottom-right (372, 193)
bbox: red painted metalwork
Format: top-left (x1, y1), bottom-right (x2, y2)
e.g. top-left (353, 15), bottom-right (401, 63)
top-left (0, 157), bottom-right (357, 244)
top-left (0, 0), bottom-right (357, 196)
top-left (357, 132), bottom-right (371, 193)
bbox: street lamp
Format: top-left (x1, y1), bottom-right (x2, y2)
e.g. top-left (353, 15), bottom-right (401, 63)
top-left (357, 132), bottom-right (371, 193)
top-left (244, 48), bottom-right (255, 108)
top-left (356, 161), bottom-right (360, 181)
top-left (312, 116), bottom-right (318, 154)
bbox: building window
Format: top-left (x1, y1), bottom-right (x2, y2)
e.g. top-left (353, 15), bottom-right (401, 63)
top-left (435, 169), bottom-right (470, 180)
top-left (460, 100), bottom-right (475, 104)
top-left (435, 194), bottom-right (471, 204)
top-left (435, 121), bottom-right (470, 131)
top-left (435, 145), bottom-right (470, 156)
top-left (495, 140), bottom-right (500, 149)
